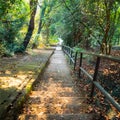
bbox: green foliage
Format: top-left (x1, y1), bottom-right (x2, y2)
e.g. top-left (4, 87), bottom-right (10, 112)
top-left (0, 43), bottom-right (6, 56)
top-left (48, 0), bottom-right (120, 54)
top-left (0, 0), bottom-right (29, 56)
top-left (49, 36), bottom-right (58, 45)
top-left (0, 0), bottom-right (119, 55)
top-left (73, 46), bottom-right (86, 53)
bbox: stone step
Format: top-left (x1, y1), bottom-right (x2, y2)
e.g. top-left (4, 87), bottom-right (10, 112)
top-left (33, 85), bottom-right (76, 93)
top-left (37, 77), bottom-right (75, 86)
top-left (40, 83), bottom-right (74, 88)
top-left (38, 76), bottom-right (74, 84)
top-left (23, 103), bottom-right (88, 114)
top-left (28, 96), bottom-right (85, 105)
top-left (47, 114), bottom-right (98, 120)
top-left (29, 91), bottom-right (84, 98)
top-left (18, 113), bottom-right (98, 120)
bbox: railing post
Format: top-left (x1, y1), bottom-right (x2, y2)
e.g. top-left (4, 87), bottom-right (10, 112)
top-left (69, 47), bottom-right (70, 54)
top-left (62, 45), bottom-right (64, 52)
top-left (79, 53), bottom-right (83, 77)
top-left (70, 49), bottom-right (72, 64)
top-left (66, 46), bottom-right (68, 54)
top-left (90, 57), bottom-right (101, 98)
top-left (68, 47), bottom-right (70, 56)
top-left (74, 51), bottom-right (78, 70)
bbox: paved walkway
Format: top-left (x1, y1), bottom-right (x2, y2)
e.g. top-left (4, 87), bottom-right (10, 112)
top-left (17, 48), bottom-right (97, 120)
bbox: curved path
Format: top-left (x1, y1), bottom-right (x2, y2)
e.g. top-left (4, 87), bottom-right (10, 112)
top-left (17, 47), bottom-right (97, 120)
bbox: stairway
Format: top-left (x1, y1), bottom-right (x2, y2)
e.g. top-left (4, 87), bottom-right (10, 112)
top-left (17, 49), bottom-right (98, 120)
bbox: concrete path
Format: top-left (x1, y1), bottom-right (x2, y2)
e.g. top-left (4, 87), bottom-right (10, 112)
top-left (17, 47), bottom-right (97, 120)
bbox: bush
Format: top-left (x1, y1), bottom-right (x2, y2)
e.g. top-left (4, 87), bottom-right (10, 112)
top-left (0, 0), bottom-right (29, 55)
top-left (0, 43), bottom-right (6, 57)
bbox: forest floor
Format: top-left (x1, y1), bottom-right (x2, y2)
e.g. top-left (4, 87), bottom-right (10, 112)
top-left (0, 48), bottom-right (54, 119)
top-left (75, 49), bottom-right (120, 119)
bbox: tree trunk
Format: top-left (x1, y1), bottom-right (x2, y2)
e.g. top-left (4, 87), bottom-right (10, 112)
top-left (45, 22), bottom-right (51, 45)
top-left (32, 2), bottom-right (46, 49)
top-left (37, 5), bottom-right (46, 34)
top-left (22, 0), bottom-right (38, 51)
top-left (100, 1), bottom-right (115, 55)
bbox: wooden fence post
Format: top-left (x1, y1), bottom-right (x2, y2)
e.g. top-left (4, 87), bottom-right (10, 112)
top-left (74, 51), bottom-right (78, 70)
top-left (90, 57), bottom-right (101, 98)
top-left (70, 49), bottom-right (72, 64)
top-left (79, 53), bottom-right (83, 77)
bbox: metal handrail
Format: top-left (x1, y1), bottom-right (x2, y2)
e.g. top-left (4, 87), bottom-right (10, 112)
top-left (62, 45), bottom-right (120, 112)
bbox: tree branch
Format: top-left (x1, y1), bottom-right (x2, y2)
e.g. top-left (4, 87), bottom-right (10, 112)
top-left (62, 0), bottom-right (71, 11)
